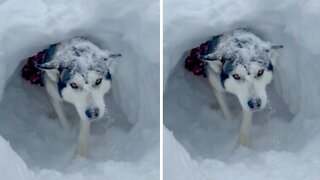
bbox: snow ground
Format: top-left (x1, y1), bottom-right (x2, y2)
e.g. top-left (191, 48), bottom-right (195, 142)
top-left (164, 0), bottom-right (320, 179)
top-left (0, 0), bottom-right (159, 180)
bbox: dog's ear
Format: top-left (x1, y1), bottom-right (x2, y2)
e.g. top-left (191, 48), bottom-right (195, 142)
top-left (104, 53), bottom-right (121, 74)
top-left (199, 53), bottom-right (222, 73)
top-left (268, 45), bottom-right (284, 64)
top-left (36, 61), bottom-right (60, 82)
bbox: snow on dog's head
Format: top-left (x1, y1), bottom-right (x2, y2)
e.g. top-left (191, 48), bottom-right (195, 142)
top-left (201, 29), bottom-right (283, 111)
top-left (38, 37), bottom-right (121, 121)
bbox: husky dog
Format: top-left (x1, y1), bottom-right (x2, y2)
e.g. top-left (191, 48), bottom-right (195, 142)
top-left (37, 37), bottom-right (121, 156)
top-left (199, 29), bottom-right (283, 146)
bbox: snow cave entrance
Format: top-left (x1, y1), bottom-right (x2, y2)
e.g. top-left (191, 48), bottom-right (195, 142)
top-left (164, 42), bottom-right (297, 161)
top-left (0, 42), bottom-right (135, 170)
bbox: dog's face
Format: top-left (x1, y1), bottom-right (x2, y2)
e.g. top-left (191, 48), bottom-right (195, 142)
top-left (222, 60), bottom-right (273, 111)
top-left (203, 45), bottom-right (282, 112)
top-left (58, 69), bottom-right (112, 121)
top-left (200, 31), bottom-right (283, 112)
top-left (38, 38), bottom-right (121, 121)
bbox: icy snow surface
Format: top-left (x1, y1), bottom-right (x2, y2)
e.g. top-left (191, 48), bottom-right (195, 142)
top-left (0, 0), bottom-right (159, 179)
top-left (164, 0), bottom-right (320, 179)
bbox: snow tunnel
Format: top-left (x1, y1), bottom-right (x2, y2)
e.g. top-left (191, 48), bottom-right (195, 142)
top-left (0, 0), bottom-right (159, 179)
top-left (164, 1), bottom-right (320, 179)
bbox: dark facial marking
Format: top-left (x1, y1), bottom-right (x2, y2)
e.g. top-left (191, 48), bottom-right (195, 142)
top-left (220, 60), bottom-right (234, 88)
top-left (220, 72), bottom-right (229, 88)
top-left (267, 62), bottom-right (273, 72)
top-left (58, 68), bottom-right (72, 97)
top-left (105, 71), bottom-right (112, 81)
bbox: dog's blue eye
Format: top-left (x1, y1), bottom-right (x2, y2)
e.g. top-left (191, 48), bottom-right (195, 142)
top-left (95, 78), bottom-right (102, 86)
top-left (257, 69), bottom-right (264, 77)
top-left (232, 74), bottom-right (241, 80)
top-left (70, 83), bottom-right (78, 89)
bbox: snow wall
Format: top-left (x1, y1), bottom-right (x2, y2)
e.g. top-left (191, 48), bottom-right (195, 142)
top-left (0, 0), bottom-right (159, 180)
top-left (164, 0), bottom-right (320, 179)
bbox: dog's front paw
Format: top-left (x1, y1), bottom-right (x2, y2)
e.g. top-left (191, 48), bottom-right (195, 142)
top-left (74, 146), bottom-right (88, 157)
top-left (237, 135), bottom-right (250, 147)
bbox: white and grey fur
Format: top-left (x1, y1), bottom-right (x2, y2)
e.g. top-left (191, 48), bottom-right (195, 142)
top-left (199, 29), bottom-right (283, 146)
top-left (37, 37), bottom-right (121, 156)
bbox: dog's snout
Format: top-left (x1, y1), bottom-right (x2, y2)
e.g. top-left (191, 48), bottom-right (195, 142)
top-left (247, 98), bottom-right (262, 110)
top-left (85, 107), bottom-right (99, 119)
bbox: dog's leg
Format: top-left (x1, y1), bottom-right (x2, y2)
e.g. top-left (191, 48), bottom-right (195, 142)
top-left (75, 120), bottom-right (90, 157)
top-left (208, 72), bottom-right (232, 121)
top-left (238, 109), bottom-right (253, 146)
top-left (45, 77), bottom-right (71, 131)
top-left (212, 89), bottom-right (233, 121)
top-left (50, 99), bottom-right (70, 132)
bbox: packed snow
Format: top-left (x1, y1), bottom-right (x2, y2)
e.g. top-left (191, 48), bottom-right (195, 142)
top-left (164, 0), bottom-right (320, 179)
top-left (0, 0), bottom-right (159, 180)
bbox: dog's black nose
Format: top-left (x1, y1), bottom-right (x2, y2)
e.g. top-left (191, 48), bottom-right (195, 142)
top-left (247, 98), bottom-right (262, 110)
top-left (85, 107), bottom-right (99, 119)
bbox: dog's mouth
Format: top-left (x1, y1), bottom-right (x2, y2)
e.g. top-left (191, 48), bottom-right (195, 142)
top-left (242, 106), bottom-right (262, 112)
top-left (249, 107), bottom-right (263, 112)
top-left (86, 116), bottom-right (101, 121)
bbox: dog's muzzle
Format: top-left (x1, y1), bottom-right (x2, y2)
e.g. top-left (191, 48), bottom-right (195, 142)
top-left (85, 107), bottom-right (100, 120)
top-left (247, 98), bottom-right (262, 110)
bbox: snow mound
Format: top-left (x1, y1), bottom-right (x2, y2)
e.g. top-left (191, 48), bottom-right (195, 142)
top-left (0, 0), bottom-right (159, 179)
top-left (164, 0), bottom-right (320, 179)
